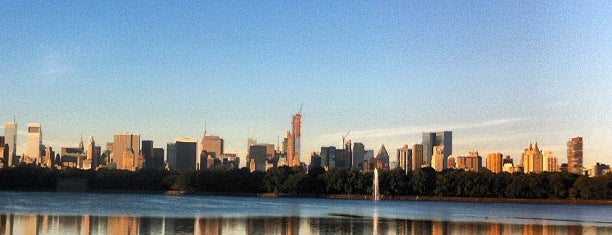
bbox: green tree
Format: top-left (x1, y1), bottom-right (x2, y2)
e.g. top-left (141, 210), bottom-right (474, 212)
top-left (411, 167), bottom-right (436, 196)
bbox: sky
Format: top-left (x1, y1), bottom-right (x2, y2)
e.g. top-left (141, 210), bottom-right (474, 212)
top-left (1, 1), bottom-right (611, 167)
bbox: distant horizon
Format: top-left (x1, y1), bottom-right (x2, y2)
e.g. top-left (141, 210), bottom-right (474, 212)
top-left (1, 2), bottom-right (610, 167)
top-left (0, 116), bottom-right (595, 168)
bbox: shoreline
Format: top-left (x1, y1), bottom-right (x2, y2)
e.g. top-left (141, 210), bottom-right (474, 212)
top-left (4, 189), bottom-right (610, 205)
top-left (256, 193), bottom-right (612, 205)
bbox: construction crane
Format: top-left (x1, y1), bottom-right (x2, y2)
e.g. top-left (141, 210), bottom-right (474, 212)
top-left (342, 130), bottom-right (351, 147)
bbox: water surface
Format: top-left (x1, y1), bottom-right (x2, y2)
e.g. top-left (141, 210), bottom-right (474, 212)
top-left (0, 192), bottom-right (610, 234)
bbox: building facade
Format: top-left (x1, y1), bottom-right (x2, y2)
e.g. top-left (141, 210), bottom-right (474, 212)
top-left (200, 135), bottom-right (224, 158)
top-left (141, 140), bottom-right (154, 168)
top-left (320, 146), bottom-right (336, 170)
top-left (486, 152), bottom-right (503, 173)
top-left (422, 131), bottom-right (452, 169)
top-left (113, 133), bottom-right (141, 170)
top-left (25, 123), bottom-right (42, 164)
top-left (166, 143), bottom-right (176, 170)
top-left (456, 151), bottom-right (482, 172)
top-left (287, 113), bottom-right (301, 167)
top-left (411, 144), bottom-right (423, 171)
top-left (431, 145), bottom-right (445, 171)
top-left (567, 137), bottom-right (583, 175)
top-left (543, 150), bottom-right (559, 172)
top-left (375, 145), bottom-right (390, 170)
top-left (521, 142), bottom-right (543, 173)
top-left (174, 138), bottom-right (198, 171)
top-left (248, 144), bottom-right (269, 172)
top-left (352, 142), bottom-right (365, 169)
top-left (4, 122), bottom-right (16, 166)
top-left (397, 145), bottom-right (411, 174)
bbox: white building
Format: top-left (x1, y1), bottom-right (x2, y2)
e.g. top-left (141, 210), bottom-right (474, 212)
top-left (25, 123), bottom-right (42, 163)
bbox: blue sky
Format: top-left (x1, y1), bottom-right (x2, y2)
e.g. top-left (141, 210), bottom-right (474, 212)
top-left (1, 1), bottom-right (610, 167)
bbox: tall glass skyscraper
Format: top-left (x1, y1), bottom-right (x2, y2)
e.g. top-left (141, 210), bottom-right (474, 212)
top-left (422, 131), bottom-right (452, 169)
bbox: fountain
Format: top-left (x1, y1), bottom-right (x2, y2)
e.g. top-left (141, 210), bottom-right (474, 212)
top-left (373, 168), bottom-right (380, 201)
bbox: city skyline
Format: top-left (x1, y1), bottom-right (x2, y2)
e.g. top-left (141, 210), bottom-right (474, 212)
top-left (1, 2), bottom-right (610, 166)
top-left (0, 118), bottom-right (599, 169)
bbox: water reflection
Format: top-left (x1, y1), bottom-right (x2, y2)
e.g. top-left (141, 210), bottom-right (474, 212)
top-left (0, 214), bottom-right (609, 235)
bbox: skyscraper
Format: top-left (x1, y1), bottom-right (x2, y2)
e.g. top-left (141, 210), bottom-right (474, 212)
top-left (175, 138), bottom-right (198, 171)
top-left (486, 152), bottom-right (503, 173)
top-left (431, 145), bottom-right (445, 171)
top-left (411, 144), bottom-right (423, 171)
top-left (0, 136), bottom-right (7, 167)
top-left (200, 135), bottom-right (224, 158)
top-left (567, 137), bottom-right (583, 175)
top-left (287, 112), bottom-right (302, 167)
top-left (320, 146), bottom-right (336, 170)
top-left (85, 136), bottom-right (100, 169)
top-left (422, 131), bottom-right (452, 169)
top-left (167, 142), bottom-right (176, 170)
top-left (248, 144), bottom-right (269, 172)
top-left (343, 140), bottom-right (352, 168)
top-left (152, 148), bottom-right (165, 169)
top-left (4, 122), bottom-right (16, 166)
top-left (521, 142), bottom-right (543, 173)
top-left (335, 148), bottom-right (346, 168)
top-left (142, 140), bottom-right (154, 168)
top-left (397, 145), bottom-right (411, 174)
top-left (352, 142), bottom-right (365, 168)
top-left (422, 133), bottom-right (435, 166)
top-left (25, 123), bottom-right (42, 163)
top-left (113, 133), bottom-right (141, 170)
top-left (543, 150), bottom-right (559, 172)
top-left (376, 145), bottom-right (390, 170)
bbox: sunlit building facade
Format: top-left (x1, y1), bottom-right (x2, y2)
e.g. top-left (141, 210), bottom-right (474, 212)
top-left (567, 136), bottom-right (583, 175)
top-left (486, 152), bottom-right (503, 173)
top-left (25, 123), bottom-right (42, 163)
top-left (543, 150), bottom-right (559, 172)
top-left (411, 144), bottom-right (423, 171)
top-left (456, 151), bottom-right (482, 172)
top-left (521, 142), bottom-right (543, 173)
top-left (397, 145), bottom-right (411, 174)
top-left (431, 145), bottom-right (444, 171)
top-left (422, 131), bottom-right (452, 169)
top-left (113, 133), bottom-right (141, 170)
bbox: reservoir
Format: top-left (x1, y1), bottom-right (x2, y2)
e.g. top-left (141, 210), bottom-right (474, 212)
top-left (0, 191), bottom-right (610, 234)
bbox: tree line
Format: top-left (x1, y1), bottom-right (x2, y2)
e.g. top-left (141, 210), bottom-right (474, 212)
top-left (0, 164), bottom-right (609, 200)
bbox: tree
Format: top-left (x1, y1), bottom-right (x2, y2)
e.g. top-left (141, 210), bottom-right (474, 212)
top-left (412, 167), bottom-right (436, 196)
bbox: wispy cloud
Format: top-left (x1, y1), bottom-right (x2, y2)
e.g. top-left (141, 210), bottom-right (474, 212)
top-left (35, 51), bottom-right (75, 79)
top-left (547, 101), bottom-right (573, 109)
top-left (310, 117), bottom-right (533, 147)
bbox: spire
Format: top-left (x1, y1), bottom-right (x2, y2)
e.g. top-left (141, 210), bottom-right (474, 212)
top-left (529, 142), bottom-right (532, 150)
top-left (79, 133), bottom-right (84, 150)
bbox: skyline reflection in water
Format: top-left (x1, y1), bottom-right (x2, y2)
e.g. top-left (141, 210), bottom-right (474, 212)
top-left (0, 214), bottom-right (610, 235)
